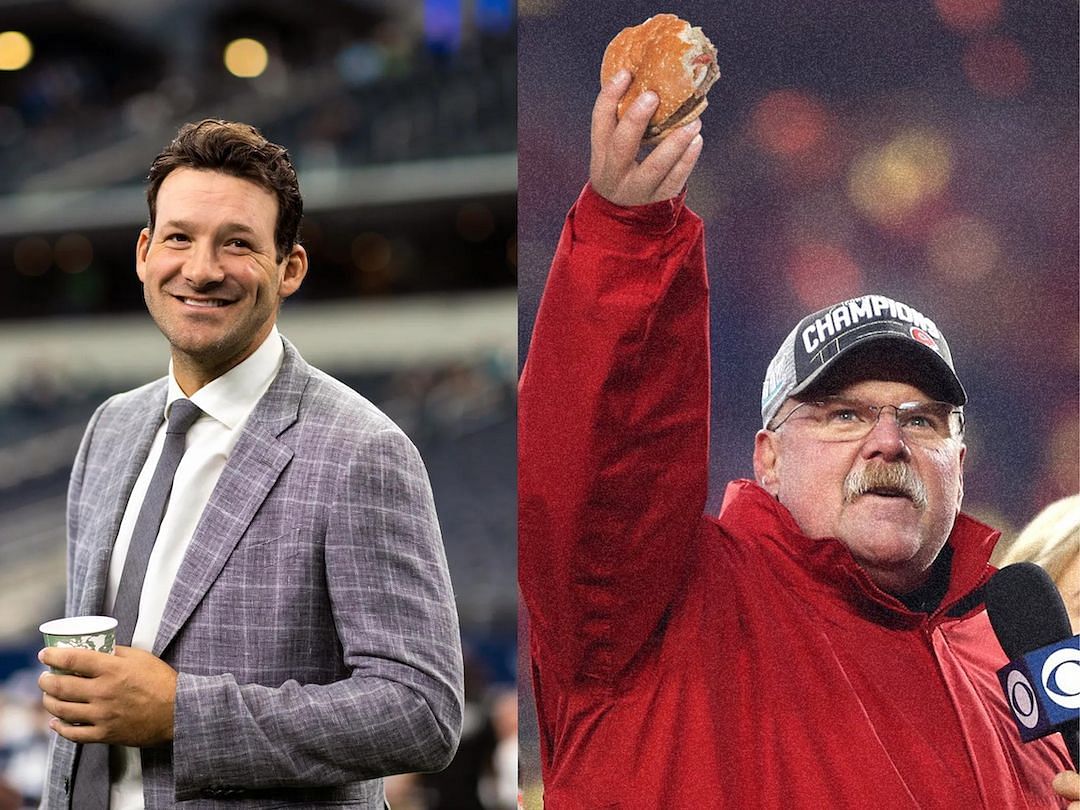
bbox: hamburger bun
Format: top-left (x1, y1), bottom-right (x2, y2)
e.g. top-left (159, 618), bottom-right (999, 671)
top-left (601, 14), bottom-right (720, 144)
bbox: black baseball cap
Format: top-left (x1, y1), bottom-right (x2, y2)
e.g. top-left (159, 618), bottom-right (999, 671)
top-left (761, 294), bottom-right (967, 427)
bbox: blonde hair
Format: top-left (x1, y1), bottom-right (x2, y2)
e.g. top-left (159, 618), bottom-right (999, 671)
top-left (991, 494), bottom-right (1080, 582)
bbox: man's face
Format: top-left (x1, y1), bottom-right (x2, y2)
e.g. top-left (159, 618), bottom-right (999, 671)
top-left (753, 378), bottom-right (966, 594)
top-left (136, 167), bottom-right (306, 391)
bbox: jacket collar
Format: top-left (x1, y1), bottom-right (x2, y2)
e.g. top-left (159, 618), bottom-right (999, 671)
top-left (714, 479), bottom-right (1000, 624)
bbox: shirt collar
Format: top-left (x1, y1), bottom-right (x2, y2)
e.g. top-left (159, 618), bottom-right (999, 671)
top-left (165, 326), bottom-right (285, 429)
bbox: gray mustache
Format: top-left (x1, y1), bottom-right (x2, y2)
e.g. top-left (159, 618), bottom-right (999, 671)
top-left (844, 463), bottom-right (928, 510)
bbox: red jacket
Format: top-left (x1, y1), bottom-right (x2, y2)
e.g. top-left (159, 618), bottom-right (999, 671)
top-left (519, 184), bottom-right (1070, 809)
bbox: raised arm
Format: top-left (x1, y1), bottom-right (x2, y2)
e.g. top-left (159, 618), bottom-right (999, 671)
top-left (519, 71), bottom-right (710, 684)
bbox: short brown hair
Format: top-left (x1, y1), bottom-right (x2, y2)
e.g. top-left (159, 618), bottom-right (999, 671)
top-left (146, 119), bottom-right (303, 262)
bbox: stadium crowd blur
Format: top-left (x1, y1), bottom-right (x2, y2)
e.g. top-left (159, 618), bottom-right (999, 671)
top-left (518, 0), bottom-right (1077, 805)
top-left (0, 0), bottom-right (515, 806)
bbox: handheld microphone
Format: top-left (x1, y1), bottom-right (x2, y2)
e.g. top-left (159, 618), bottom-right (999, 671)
top-left (985, 562), bottom-right (1079, 770)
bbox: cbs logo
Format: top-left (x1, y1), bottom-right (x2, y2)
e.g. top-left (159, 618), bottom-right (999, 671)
top-left (1042, 647), bottom-right (1080, 710)
top-left (1006, 647), bottom-right (1080, 729)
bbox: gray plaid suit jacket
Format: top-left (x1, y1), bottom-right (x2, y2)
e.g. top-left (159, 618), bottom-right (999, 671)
top-left (41, 337), bottom-right (464, 808)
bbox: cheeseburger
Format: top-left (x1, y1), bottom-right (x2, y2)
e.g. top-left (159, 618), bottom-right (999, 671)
top-left (601, 14), bottom-right (720, 144)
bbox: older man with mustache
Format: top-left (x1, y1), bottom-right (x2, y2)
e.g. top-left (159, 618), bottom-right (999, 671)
top-left (518, 71), bottom-right (1074, 808)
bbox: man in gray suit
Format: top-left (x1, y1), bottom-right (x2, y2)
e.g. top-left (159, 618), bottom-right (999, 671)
top-left (37, 120), bottom-right (464, 808)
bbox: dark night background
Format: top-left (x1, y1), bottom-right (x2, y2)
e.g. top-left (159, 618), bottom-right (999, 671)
top-left (518, 0), bottom-right (1078, 802)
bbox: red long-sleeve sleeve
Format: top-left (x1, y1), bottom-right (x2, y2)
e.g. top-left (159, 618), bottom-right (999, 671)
top-left (519, 183), bottom-right (709, 686)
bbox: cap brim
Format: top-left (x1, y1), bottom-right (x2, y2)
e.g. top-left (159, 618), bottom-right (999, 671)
top-left (788, 334), bottom-right (967, 407)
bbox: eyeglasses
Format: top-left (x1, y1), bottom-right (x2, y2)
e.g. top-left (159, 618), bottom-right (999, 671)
top-left (767, 395), bottom-right (965, 445)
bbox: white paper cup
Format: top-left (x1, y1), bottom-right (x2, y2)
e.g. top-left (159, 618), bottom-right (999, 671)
top-left (39, 616), bottom-right (117, 673)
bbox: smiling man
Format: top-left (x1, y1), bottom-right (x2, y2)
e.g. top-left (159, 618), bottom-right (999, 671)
top-left (137, 164), bottom-right (305, 392)
top-left (38, 120), bottom-right (463, 809)
top-left (519, 73), bottom-right (1074, 807)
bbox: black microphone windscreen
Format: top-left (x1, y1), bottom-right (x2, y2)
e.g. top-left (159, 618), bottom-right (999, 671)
top-left (985, 562), bottom-right (1072, 659)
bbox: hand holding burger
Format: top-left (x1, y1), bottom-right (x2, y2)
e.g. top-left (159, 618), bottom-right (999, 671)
top-left (589, 14), bottom-right (717, 206)
top-left (601, 14), bottom-right (720, 144)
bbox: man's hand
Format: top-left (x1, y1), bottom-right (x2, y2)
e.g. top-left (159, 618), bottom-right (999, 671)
top-left (38, 645), bottom-right (177, 747)
top-left (1054, 770), bottom-right (1080, 809)
top-left (589, 69), bottom-right (705, 207)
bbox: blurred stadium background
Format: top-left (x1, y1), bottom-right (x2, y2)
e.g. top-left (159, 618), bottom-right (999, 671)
top-left (519, 0), bottom-right (1077, 806)
top-left (0, 0), bottom-right (515, 806)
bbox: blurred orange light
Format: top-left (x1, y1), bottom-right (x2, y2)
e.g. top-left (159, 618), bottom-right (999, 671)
top-left (54, 233), bottom-right (93, 274)
top-left (350, 231), bottom-right (395, 294)
top-left (927, 214), bottom-right (1000, 282)
top-left (224, 38), bottom-right (269, 78)
top-left (962, 36), bottom-right (1031, 99)
top-left (934, 0), bottom-right (1002, 34)
top-left (784, 242), bottom-right (864, 311)
top-left (13, 236), bottom-right (51, 276)
top-left (749, 90), bottom-right (828, 157)
top-left (351, 232), bottom-right (392, 274)
top-left (848, 129), bottom-right (953, 227)
top-left (0, 31), bottom-right (32, 71)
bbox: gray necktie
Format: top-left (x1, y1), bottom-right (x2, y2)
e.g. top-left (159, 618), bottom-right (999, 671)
top-left (71, 398), bottom-right (201, 810)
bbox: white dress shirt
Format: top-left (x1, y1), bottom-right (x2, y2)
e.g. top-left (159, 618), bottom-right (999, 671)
top-left (102, 327), bottom-right (284, 809)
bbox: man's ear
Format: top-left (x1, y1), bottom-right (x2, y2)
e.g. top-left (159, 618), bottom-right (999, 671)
top-left (135, 228), bottom-right (151, 283)
top-left (278, 243), bottom-right (308, 299)
top-left (753, 429), bottom-right (780, 495)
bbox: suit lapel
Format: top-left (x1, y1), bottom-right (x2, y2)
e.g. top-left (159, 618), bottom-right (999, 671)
top-left (153, 340), bottom-right (309, 656)
top-left (77, 384), bottom-right (166, 616)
